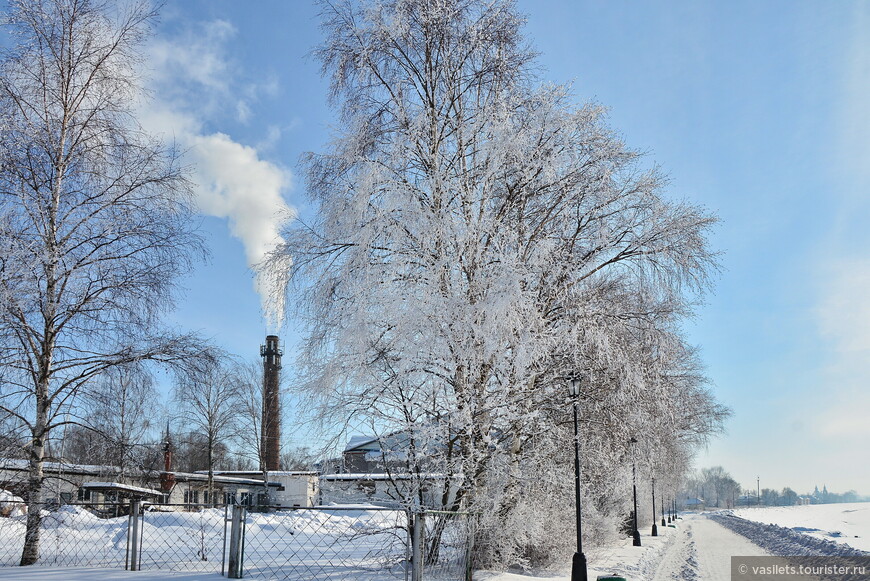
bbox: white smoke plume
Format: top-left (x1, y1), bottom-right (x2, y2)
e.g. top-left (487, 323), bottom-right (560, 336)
top-left (140, 18), bottom-right (293, 326)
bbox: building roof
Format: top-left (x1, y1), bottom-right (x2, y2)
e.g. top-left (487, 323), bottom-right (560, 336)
top-left (170, 471), bottom-right (282, 487)
top-left (81, 482), bottom-right (163, 498)
top-left (320, 473), bottom-right (446, 481)
top-left (206, 470), bottom-right (319, 477)
top-left (0, 458), bottom-right (126, 476)
top-left (344, 435), bottom-right (380, 452)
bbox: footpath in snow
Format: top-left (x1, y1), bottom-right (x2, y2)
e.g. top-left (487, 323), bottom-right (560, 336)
top-left (479, 508), bottom-right (870, 581)
top-left (652, 514), bottom-right (773, 580)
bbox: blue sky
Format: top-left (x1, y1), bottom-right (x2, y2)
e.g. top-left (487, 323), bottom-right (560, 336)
top-left (144, 1), bottom-right (870, 495)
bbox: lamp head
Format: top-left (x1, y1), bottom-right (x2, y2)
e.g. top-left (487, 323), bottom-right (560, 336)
top-left (568, 376), bottom-right (581, 397)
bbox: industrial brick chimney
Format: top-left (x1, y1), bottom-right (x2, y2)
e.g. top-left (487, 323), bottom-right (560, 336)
top-left (260, 335), bottom-right (282, 471)
top-left (159, 423), bottom-right (175, 492)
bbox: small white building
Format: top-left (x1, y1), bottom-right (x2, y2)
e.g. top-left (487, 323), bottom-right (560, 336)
top-left (207, 471), bottom-right (319, 507)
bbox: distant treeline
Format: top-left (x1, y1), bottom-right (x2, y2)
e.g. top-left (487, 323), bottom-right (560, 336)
top-left (685, 467), bottom-right (865, 508)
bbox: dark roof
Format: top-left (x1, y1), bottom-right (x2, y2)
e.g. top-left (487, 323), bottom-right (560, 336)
top-left (169, 471), bottom-right (281, 487)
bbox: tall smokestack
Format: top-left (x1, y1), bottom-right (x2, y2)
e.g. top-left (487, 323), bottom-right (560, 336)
top-left (159, 422), bottom-right (175, 492)
top-left (260, 335), bottom-right (282, 471)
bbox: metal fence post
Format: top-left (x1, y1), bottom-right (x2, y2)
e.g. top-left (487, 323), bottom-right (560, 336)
top-left (464, 513), bottom-right (477, 581)
top-left (222, 504), bottom-right (229, 576)
top-left (128, 500), bottom-right (141, 571)
top-left (227, 504), bottom-right (246, 578)
top-left (411, 511), bottom-right (424, 581)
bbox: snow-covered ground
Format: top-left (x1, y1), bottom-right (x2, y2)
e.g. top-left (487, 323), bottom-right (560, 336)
top-left (0, 504), bottom-right (453, 580)
top-left (475, 513), bottom-right (772, 581)
top-left (731, 502), bottom-right (870, 553)
top-left (478, 507), bottom-right (870, 581)
top-left (476, 518), bottom-right (688, 581)
top-left (0, 512), bottom-right (687, 580)
top-left (2, 505), bottom-right (869, 580)
top-left (0, 568), bottom-right (223, 580)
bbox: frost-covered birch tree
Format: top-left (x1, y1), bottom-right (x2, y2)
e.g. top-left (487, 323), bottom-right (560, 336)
top-left (173, 360), bottom-right (240, 506)
top-left (70, 363), bottom-right (160, 474)
top-left (267, 0), bottom-right (724, 566)
top-left (0, 0), bottom-right (209, 565)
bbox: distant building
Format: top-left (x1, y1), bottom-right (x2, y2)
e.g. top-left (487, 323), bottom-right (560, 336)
top-left (0, 458), bottom-right (147, 505)
top-left (684, 497), bottom-right (705, 509)
top-left (315, 434), bottom-right (455, 507)
top-left (207, 471), bottom-right (319, 507)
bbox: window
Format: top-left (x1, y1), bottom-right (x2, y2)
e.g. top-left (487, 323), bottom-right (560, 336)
top-left (77, 488), bottom-right (91, 502)
top-left (183, 489), bottom-right (199, 505)
top-left (224, 491), bottom-right (237, 505)
top-left (239, 492), bottom-right (251, 506)
top-left (59, 492), bottom-right (73, 504)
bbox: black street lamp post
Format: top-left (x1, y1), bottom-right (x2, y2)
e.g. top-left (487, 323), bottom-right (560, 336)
top-left (661, 495), bottom-right (666, 527)
top-left (651, 477), bottom-right (658, 537)
top-left (629, 437), bottom-right (641, 547)
top-left (568, 378), bottom-right (588, 581)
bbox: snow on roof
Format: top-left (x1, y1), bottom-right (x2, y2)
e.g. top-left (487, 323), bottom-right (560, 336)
top-left (170, 471), bottom-right (282, 487)
top-left (0, 489), bottom-right (24, 503)
top-left (81, 482), bottom-right (163, 497)
top-left (320, 473), bottom-right (446, 481)
top-left (204, 470), bottom-right (319, 477)
top-left (0, 458), bottom-right (124, 475)
top-left (344, 435), bottom-right (380, 452)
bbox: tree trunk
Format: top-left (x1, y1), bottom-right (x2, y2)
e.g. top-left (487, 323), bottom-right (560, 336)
top-left (21, 403), bottom-right (48, 565)
top-left (207, 437), bottom-right (214, 507)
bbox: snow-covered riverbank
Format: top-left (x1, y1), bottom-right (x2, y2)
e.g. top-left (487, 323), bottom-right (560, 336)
top-left (731, 502), bottom-right (870, 553)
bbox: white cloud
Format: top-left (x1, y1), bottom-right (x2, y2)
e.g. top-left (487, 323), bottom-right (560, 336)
top-left (141, 18), bottom-right (294, 326)
top-left (812, 258), bottom-right (870, 440)
top-left (236, 100), bottom-right (252, 124)
top-left (816, 259), bottom-right (870, 353)
top-left (815, 392), bottom-right (870, 439)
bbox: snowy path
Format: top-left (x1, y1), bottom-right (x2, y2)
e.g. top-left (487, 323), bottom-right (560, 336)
top-left (652, 514), bottom-right (773, 581)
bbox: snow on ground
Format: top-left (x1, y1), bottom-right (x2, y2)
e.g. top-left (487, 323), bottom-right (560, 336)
top-left (709, 512), bottom-right (870, 559)
top-left (3, 506), bottom-right (869, 580)
top-left (476, 517), bottom-right (686, 581)
top-left (478, 508), bottom-right (870, 581)
top-left (475, 513), bottom-right (777, 581)
top-left (730, 502), bottom-right (870, 553)
top-left (652, 513), bottom-right (775, 581)
top-left (0, 568), bottom-right (223, 580)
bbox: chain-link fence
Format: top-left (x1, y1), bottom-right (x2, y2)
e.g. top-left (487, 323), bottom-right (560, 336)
top-left (137, 505), bottom-right (228, 572)
top-left (421, 510), bottom-right (476, 581)
top-left (241, 506), bottom-right (410, 580)
top-left (0, 503), bottom-right (131, 568)
top-left (0, 502), bottom-right (474, 580)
